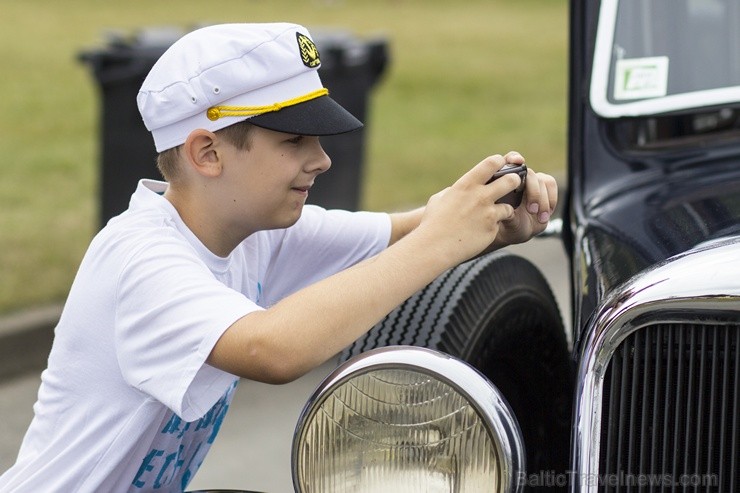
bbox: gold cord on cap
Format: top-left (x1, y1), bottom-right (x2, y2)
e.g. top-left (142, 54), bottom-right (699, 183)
top-left (206, 88), bottom-right (329, 121)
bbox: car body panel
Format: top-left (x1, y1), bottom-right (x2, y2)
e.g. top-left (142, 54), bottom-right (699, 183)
top-left (566, 0), bottom-right (740, 340)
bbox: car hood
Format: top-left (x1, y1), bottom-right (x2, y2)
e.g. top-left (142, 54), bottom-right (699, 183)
top-left (574, 156), bottom-right (740, 333)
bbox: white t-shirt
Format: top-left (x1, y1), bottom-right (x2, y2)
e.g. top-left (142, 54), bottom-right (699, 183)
top-left (0, 180), bottom-right (391, 492)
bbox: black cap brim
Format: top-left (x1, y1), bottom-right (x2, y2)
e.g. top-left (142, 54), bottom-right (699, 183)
top-left (247, 94), bottom-right (363, 136)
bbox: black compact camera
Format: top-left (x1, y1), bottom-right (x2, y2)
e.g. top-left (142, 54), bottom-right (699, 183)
top-left (486, 163), bottom-right (527, 208)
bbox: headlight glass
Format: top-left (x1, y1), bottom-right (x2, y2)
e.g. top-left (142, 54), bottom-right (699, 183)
top-left (293, 347), bottom-right (523, 493)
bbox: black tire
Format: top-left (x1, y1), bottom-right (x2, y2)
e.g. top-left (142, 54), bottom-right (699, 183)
top-left (341, 250), bottom-right (573, 490)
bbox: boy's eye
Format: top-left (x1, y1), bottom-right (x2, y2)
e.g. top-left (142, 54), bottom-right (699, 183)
top-left (287, 135), bottom-right (304, 144)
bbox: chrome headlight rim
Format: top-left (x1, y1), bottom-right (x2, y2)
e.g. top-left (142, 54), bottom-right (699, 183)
top-left (291, 345), bottom-right (525, 493)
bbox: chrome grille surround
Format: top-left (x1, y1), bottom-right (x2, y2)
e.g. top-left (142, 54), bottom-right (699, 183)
top-left (571, 236), bottom-right (740, 493)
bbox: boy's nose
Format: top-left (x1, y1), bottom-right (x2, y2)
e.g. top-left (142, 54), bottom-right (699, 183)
top-left (310, 140), bottom-right (332, 174)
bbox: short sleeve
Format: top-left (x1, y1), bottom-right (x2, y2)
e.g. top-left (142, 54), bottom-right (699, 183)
top-left (114, 234), bottom-right (260, 421)
top-left (260, 206), bottom-right (391, 304)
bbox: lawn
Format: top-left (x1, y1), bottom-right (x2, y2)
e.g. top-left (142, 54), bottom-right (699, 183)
top-left (0, 0), bottom-right (568, 314)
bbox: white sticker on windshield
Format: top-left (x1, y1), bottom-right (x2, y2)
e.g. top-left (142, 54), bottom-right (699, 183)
top-left (613, 56), bottom-right (669, 100)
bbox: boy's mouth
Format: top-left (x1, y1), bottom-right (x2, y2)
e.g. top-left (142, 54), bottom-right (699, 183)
top-left (292, 185), bottom-right (312, 195)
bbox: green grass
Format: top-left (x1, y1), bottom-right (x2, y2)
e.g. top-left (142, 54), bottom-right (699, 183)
top-left (0, 0), bottom-right (568, 314)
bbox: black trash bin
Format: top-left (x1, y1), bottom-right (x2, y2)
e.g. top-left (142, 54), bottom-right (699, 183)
top-left (80, 26), bottom-right (388, 228)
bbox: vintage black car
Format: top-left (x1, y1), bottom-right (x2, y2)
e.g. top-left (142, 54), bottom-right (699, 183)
top-left (195, 0), bottom-right (740, 492)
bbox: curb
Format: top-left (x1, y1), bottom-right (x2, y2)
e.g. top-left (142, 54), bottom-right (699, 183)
top-left (0, 304), bottom-right (62, 380)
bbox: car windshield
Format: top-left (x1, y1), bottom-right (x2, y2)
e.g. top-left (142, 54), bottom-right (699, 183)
top-left (591, 0), bottom-right (740, 118)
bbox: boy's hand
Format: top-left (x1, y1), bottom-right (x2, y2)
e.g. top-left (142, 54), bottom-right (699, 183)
top-left (493, 151), bottom-right (558, 247)
top-left (411, 151), bottom-right (558, 266)
top-left (413, 153), bottom-right (523, 265)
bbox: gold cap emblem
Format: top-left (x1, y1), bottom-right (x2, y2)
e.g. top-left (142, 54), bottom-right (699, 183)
top-left (296, 32), bottom-right (321, 68)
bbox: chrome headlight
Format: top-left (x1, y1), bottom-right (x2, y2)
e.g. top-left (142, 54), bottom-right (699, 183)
top-left (292, 346), bottom-right (525, 493)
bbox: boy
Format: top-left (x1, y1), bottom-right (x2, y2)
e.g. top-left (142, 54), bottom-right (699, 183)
top-left (0, 22), bottom-right (557, 492)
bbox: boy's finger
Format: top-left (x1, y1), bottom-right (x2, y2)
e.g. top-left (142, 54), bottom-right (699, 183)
top-left (524, 168), bottom-right (543, 213)
top-left (456, 154), bottom-right (507, 187)
top-left (504, 151), bottom-right (525, 165)
top-left (543, 173), bottom-right (558, 212)
top-left (525, 172), bottom-right (559, 223)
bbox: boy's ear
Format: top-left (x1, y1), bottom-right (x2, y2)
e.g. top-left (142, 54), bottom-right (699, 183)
top-left (183, 129), bottom-right (222, 178)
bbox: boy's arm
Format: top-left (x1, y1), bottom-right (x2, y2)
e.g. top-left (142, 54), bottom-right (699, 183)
top-left (207, 153), bottom-right (556, 384)
top-left (209, 226), bottom-right (463, 384)
top-left (388, 207), bottom-right (425, 246)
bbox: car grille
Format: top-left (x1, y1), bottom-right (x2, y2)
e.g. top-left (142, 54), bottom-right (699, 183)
top-left (598, 322), bottom-right (738, 492)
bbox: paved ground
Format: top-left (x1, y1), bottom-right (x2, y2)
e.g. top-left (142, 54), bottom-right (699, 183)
top-left (0, 236), bottom-right (570, 492)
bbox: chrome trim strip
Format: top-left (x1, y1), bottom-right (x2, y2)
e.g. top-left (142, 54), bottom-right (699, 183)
top-left (292, 346), bottom-right (526, 493)
top-left (570, 236), bottom-right (740, 492)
